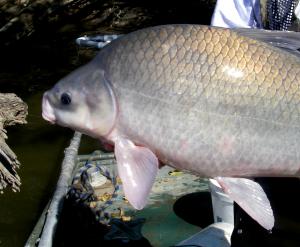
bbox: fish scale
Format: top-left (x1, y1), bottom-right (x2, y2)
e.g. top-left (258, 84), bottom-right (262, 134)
top-left (94, 24), bottom-right (300, 176)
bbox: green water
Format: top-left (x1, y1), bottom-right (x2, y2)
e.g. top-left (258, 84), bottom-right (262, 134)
top-left (0, 89), bottom-right (101, 246)
top-left (0, 91), bottom-right (71, 246)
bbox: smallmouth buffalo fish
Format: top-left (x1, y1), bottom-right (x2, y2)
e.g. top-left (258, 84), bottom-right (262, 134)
top-left (42, 24), bottom-right (300, 230)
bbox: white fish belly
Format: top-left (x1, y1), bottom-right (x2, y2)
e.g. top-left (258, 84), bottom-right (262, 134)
top-left (115, 89), bottom-right (300, 177)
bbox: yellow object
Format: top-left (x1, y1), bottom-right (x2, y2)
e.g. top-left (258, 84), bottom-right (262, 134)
top-left (168, 170), bottom-right (183, 176)
top-left (98, 192), bottom-right (112, 202)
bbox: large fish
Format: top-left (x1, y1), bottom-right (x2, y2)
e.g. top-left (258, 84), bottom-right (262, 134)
top-left (42, 24), bottom-right (300, 230)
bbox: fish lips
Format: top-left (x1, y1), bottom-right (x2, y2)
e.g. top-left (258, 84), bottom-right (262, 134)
top-left (42, 93), bottom-right (56, 124)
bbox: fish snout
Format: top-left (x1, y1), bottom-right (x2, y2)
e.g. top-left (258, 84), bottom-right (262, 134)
top-left (42, 92), bottom-right (56, 124)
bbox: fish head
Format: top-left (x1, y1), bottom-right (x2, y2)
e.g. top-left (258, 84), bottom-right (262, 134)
top-left (42, 62), bottom-right (117, 139)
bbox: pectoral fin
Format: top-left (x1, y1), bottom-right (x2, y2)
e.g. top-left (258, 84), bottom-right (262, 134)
top-left (215, 177), bottom-right (274, 230)
top-left (114, 137), bottom-right (158, 210)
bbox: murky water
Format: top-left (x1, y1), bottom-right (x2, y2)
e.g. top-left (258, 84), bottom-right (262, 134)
top-left (0, 91), bottom-right (71, 246)
top-left (0, 89), bottom-right (101, 246)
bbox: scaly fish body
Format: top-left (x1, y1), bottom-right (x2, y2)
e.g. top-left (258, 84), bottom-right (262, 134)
top-left (42, 25), bottom-right (300, 229)
top-left (99, 25), bottom-right (300, 177)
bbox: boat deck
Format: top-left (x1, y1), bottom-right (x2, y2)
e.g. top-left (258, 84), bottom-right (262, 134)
top-left (61, 150), bottom-right (212, 246)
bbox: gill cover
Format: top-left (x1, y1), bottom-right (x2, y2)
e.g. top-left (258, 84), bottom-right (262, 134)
top-left (84, 68), bottom-right (118, 137)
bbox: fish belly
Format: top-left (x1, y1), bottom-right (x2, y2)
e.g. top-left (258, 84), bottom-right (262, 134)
top-left (114, 89), bottom-right (300, 177)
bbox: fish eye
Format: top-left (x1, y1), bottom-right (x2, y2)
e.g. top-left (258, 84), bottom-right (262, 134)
top-left (60, 92), bottom-right (72, 105)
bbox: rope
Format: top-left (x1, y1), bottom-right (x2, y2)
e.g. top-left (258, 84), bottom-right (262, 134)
top-left (67, 152), bottom-right (121, 225)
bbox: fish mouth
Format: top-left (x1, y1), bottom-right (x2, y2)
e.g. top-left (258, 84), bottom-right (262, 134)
top-left (42, 93), bottom-right (56, 124)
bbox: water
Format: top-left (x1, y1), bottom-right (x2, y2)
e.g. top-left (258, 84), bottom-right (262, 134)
top-left (0, 91), bottom-right (71, 246)
top-left (0, 89), bottom-right (101, 246)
